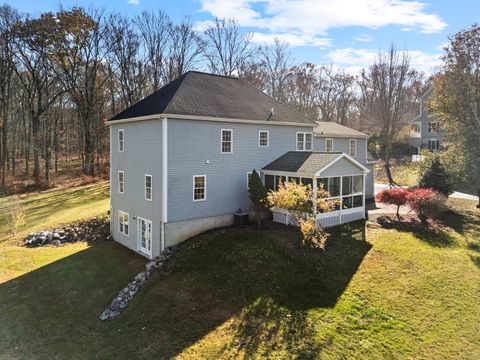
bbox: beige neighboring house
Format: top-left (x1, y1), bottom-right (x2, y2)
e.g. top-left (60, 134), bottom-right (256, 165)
top-left (409, 87), bottom-right (448, 160)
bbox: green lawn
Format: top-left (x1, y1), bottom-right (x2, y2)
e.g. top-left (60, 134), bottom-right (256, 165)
top-left (375, 161), bottom-right (419, 187)
top-left (0, 183), bottom-right (109, 282)
top-left (1, 185), bottom-right (479, 359)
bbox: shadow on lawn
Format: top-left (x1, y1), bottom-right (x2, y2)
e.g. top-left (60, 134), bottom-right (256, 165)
top-left (375, 215), bottom-right (457, 248)
top-left (0, 222), bottom-right (371, 359)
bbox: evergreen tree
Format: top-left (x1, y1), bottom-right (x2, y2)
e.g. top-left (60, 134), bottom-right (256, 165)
top-left (248, 169), bottom-right (268, 228)
top-left (418, 157), bottom-right (454, 196)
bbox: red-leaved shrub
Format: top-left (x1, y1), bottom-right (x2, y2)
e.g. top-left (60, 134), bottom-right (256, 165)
top-left (376, 187), bottom-right (410, 218)
top-left (407, 188), bottom-right (446, 225)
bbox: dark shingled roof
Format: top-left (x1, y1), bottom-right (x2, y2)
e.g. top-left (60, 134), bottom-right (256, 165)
top-left (110, 71), bottom-right (314, 125)
top-left (262, 151), bottom-right (344, 175)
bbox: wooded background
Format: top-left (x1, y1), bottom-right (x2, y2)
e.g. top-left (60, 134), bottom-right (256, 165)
top-left (0, 5), bottom-right (428, 193)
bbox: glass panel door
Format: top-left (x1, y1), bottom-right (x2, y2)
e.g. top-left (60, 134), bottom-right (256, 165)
top-left (138, 218), bottom-right (152, 256)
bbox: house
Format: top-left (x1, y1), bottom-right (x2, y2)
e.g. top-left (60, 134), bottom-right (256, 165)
top-left (409, 87), bottom-right (448, 160)
top-left (108, 71), bottom-right (374, 258)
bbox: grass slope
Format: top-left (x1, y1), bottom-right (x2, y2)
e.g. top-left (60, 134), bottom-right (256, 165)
top-left (0, 185), bottom-right (479, 359)
top-left (0, 183), bottom-right (109, 282)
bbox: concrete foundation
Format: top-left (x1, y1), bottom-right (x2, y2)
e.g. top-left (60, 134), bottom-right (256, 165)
top-left (164, 213), bottom-right (235, 247)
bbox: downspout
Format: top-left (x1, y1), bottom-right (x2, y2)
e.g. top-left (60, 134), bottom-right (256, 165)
top-left (161, 117), bottom-right (168, 253)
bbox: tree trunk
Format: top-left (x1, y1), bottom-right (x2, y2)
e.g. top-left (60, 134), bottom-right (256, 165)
top-left (384, 143), bottom-right (397, 186)
top-left (32, 115), bottom-right (41, 182)
top-left (84, 123), bottom-right (95, 176)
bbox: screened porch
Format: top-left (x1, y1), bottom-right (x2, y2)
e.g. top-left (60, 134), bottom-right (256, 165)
top-left (261, 152), bottom-right (369, 228)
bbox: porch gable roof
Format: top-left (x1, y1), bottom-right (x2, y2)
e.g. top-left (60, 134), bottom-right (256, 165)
top-left (262, 151), bottom-right (369, 177)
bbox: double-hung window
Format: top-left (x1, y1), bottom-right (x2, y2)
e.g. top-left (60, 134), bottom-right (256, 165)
top-left (193, 175), bottom-right (206, 201)
top-left (221, 129), bottom-right (233, 153)
top-left (118, 171), bottom-right (124, 194)
top-left (428, 121), bottom-right (440, 133)
top-left (118, 130), bottom-right (124, 152)
top-left (325, 138), bottom-right (334, 152)
top-left (259, 131), bottom-right (269, 147)
top-left (118, 210), bottom-right (129, 236)
top-left (349, 139), bottom-right (357, 157)
top-left (145, 175), bottom-right (152, 201)
top-left (296, 132), bottom-right (312, 151)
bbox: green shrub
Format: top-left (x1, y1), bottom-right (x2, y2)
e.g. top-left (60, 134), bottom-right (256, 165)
top-left (418, 156), bottom-right (454, 196)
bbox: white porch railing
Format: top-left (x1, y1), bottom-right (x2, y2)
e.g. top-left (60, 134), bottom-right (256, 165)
top-left (272, 207), bottom-right (365, 228)
top-left (412, 154), bottom-right (423, 162)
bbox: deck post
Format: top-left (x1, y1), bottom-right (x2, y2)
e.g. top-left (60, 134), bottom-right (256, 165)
top-left (339, 176), bottom-right (343, 224)
top-left (362, 172), bottom-right (367, 219)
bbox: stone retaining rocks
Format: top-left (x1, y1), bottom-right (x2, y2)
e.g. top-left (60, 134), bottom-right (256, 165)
top-left (99, 248), bottom-right (174, 321)
top-left (24, 217), bottom-right (110, 247)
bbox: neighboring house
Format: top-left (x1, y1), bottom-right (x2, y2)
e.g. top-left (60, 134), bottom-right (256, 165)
top-left (108, 71), bottom-right (374, 258)
top-left (409, 87), bottom-right (448, 158)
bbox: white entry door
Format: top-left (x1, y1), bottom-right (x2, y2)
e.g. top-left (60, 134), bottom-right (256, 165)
top-left (138, 217), bottom-right (152, 256)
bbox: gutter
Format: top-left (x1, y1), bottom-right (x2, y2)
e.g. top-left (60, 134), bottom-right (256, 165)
top-left (105, 113), bottom-right (314, 128)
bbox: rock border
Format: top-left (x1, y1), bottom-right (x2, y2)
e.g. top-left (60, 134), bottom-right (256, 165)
top-left (99, 248), bottom-right (174, 321)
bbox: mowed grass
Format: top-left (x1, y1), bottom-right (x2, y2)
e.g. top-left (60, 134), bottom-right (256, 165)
top-left (0, 183), bottom-right (110, 282)
top-left (0, 184), bottom-right (479, 359)
top-left (376, 161), bottom-right (419, 187)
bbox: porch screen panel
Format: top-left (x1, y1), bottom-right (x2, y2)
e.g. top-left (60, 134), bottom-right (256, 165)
top-left (265, 175), bottom-right (275, 191)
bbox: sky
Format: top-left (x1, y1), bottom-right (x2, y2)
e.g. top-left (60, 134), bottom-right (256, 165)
top-left (6, 0), bottom-right (479, 75)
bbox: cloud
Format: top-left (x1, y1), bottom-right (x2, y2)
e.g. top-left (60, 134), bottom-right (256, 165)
top-left (251, 32), bottom-right (331, 47)
top-left (354, 34), bottom-right (373, 42)
top-left (127, 0), bottom-right (140, 5)
top-left (327, 47), bottom-right (442, 74)
top-left (198, 0), bottom-right (447, 46)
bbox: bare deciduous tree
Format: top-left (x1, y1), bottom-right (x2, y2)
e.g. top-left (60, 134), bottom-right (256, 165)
top-left (49, 7), bottom-right (113, 176)
top-left (135, 10), bottom-right (171, 92)
top-left (360, 45), bottom-right (420, 185)
top-left (258, 38), bottom-right (292, 102)
top-left (203, 18), bottom-right (255, 76)
top-left (0, 5), bottom-right (18, 187)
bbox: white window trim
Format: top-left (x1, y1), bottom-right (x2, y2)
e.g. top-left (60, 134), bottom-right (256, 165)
top-left (258, 130), bottom-right (269, 147)
top-left (193, 175), bottom-right (206, 201)
top-left (145, 174), bottom-right (152, 201)
top-left (118, 210), bottom-right (129, 236)
top-left (349, 139), bottom-right (357, 157)
top-left (221, 129), bottom-right (233, 154)
top-left (296, 132), bottom-right (313, 151)
top-left (118, 170), bottom-right (124, 194)
top-left (325, 138), bottom-right (334, 152)
top-left (118, 129), bottom-right (124, 152)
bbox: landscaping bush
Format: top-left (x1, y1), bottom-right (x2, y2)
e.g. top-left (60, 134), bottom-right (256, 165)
top-left (418, 156), bottom-right (454, 196)
top-left (299, 218), bottom-right (328, 249)
top-left (2, 197), bottom-right (26, 237)
top-left (407, 188), bottom-right (446, 225)
top-left (267, 181), bottom-right (332, 249)
top-left (376, 187), bottom-right (410, 219)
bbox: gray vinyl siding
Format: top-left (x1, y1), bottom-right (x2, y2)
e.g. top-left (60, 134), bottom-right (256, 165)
top-left (314, 135), bottom-right (374, 197)
top-left (110, 120), bottom-right (163, 257)
top-left (313, 137), bottom-right (367, 163)
top-left (365, 163), bottom-right (374, 198)
top-left (319, 157), bottom-right (364, 177)
top-left (410, 91), bottom-right (448, 150)
top-left (167, 119), bottom-right (312, 223)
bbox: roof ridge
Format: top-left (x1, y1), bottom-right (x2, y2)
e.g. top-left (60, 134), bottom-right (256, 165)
top-left (186, 70), bottom-right (241, 80)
